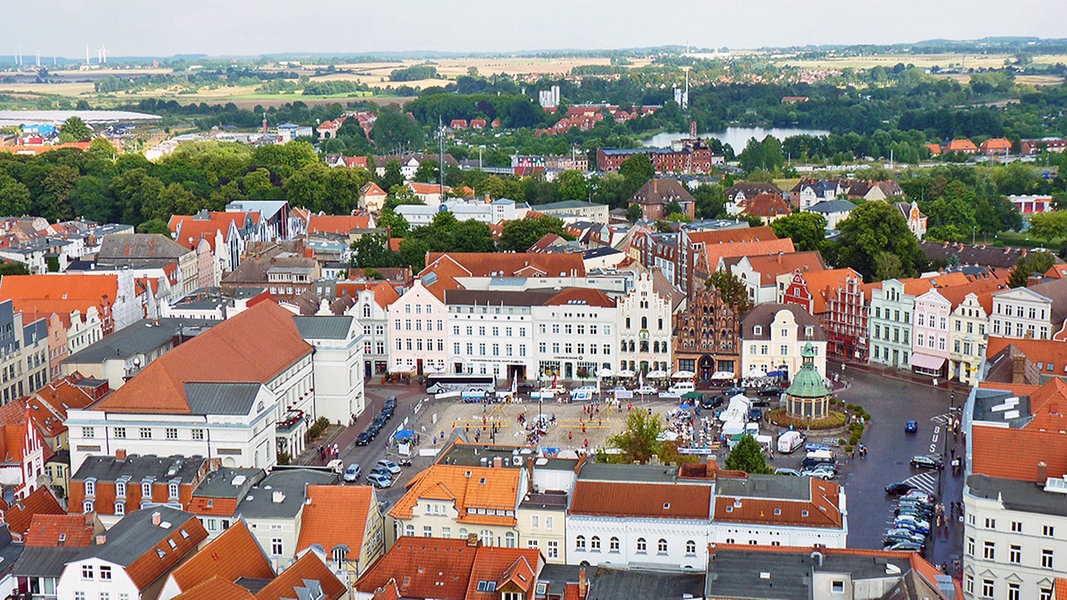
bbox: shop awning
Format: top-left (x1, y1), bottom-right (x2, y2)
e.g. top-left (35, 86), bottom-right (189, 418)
top-left (910, 353), bottom-right (946, 371)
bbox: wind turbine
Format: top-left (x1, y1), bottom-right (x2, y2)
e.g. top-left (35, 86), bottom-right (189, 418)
top-left (98, 45), bottom-right (107, 64)
top-left (85, 43), bottom-right (90, 65)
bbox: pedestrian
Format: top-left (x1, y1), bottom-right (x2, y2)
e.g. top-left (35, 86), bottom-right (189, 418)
top-left (569, 431), bottom-right (573, 441)
top-left (584, 438), bottom-right (589, 449)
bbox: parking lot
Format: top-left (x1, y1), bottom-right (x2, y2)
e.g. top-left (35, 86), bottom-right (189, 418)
top-left (321, 370), bottom-right (963, 567)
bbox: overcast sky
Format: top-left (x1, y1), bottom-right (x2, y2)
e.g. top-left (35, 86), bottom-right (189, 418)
top-left (10, 0), bottom-right (1067, 58)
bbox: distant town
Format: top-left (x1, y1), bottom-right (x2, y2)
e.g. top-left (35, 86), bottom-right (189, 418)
top-left (0, 36), bottom-right (1064, 600)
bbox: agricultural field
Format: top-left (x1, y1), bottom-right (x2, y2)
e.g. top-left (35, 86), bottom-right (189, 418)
top-left (772, 52), bottom-right (1067, 71)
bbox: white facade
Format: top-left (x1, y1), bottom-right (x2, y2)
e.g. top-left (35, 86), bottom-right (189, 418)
top-left (708, 520), bottom-right (847, 548)
top-left (616, 273), bottom-right (673, 373)
top-left (386, 281), bottom-right (447, 375)
top-left (949, 293), bottom-right (988, 385)
top-left (56, 558), bottom-right (139, 600)
top-left (742, 309), bottom-right (827, 379)
top-left (531, 302), bottom-right (616, 382)
top-left (298, 316), bottom-right (366, 425)
top-left (350, 289), bottom-right (391, 380)
top-left (566, 516), bottom-right (707, 570)
top-left (962, 485), bottom-right (1066, 600)
top-left (447, 298), bottom-right (536, 382)
top-left (729, 257), bottom-right (780, 306)
top-left (990, 287), bottom-right (1053, 340)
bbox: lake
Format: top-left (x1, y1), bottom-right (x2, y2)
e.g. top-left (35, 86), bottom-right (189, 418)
top-left (643, 127), bottom-right (830, 152)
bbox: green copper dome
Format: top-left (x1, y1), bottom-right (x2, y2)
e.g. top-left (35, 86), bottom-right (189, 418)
top-left (785, 342), bottom-right (828, 399)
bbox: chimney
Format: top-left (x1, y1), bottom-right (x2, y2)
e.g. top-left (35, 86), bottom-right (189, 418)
top-left (1012, 354), bottom-right (1027, 385)
top-left (777, 251), bottom-right (783, 264)
top-left (151, 511), bottom-right (161, 526)
top-left (95, 534), bottom-right (106, 545)
top-left (467, 532), bottom-right (479, 547)
top-left (115, 449), bottom-right (127, 461)
top-left (579, 567), bottom-right (588, 599)
top-left (493, 456), bottom-right (503, 469)
top-left (1038, 461), bottom-right (1048, 482)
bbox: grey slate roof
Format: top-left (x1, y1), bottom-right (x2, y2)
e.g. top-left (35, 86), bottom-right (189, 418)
top-left (968, 473), bottom-right (1067, 517)
top-left (919, 241), bottom-right (1030, 270)
top-left (98, 233), bottom-right (192, 261)
top-left (576, 462), bottom-right (679, 483)
top-left (292, 315), bottom-right (355, 341)
top-left (13, 546), bottom-right (82, 577)
top-left (72, 454), bottom-right (207, 484)
top-left (444, 289), bottom-right (558, 308)
top-left (23, 317), bottom-right (47, 347)
top-left (192, 467), bottom-right (265, 501)
top-left (808, 199), bottom-right (857, 214)
top-left (236, 469), bottom-right (337, 520)
top-left (705, 548), bottom-right (915, 600)
top-left (970, 387), bottom-right (1033, 428)
top-left (716, 473), bottom-right (812, 501)
top-left (62, 318), bottom-right (217, 365)
top-left (588, 566), bottom-right (705, 600)
top-left (184, 382), bottom-right (263, 416)
top-left (741, 303), bottom-right (827, 342)
top-left (536, 200), bottom-right (609, 211)
top-left (80, 506), bottom-right (198, 566)
top-left (0, 525), bottom-right (23, 578)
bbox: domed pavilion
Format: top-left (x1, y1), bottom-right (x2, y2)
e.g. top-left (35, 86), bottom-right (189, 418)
top-left (785, 342), bottom-right (831, 419)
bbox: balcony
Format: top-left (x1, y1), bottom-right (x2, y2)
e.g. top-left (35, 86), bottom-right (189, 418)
top-left (276, 409), bottom-right (305, 433)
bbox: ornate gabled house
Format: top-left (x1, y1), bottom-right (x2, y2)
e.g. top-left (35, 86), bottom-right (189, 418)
top-left (673, 285), bottom-right (741, 382)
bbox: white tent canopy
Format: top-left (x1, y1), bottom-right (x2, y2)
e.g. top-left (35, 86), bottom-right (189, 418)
top-left (711, 371), bottom-right (735, 381)
top-left (672, 371), bottom-right (696, 379)
top-left (745, 367), bottom-right (766, 378)
top-left (617, 369), bottom-right (636, 378)
top-left (597, 368), bottom-right (614, 378)
top-left (646, 370), bottom-right (668, 379)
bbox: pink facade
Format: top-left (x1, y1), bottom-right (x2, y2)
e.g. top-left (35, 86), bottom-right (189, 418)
top-left (911, 289), bottom-right (952, 376)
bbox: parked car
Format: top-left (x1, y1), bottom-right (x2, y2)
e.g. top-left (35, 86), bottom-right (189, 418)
top-left (758, 386), bottom-right (784, 397)
top-left (724, 386), bottom-right (746, 397)
top-left (377, 459), bottom-right (402, 475)
top-left (902, 490), bottom-right (937, 503)
top-left (774, 467), bottom-right (802, 477)
top-left (777, 431), bottom-right (805, 454)
top-left (366, 473), bottom-right (393, 489)
top-left (884, 528), bottom-right (926, 543)
top-left (701, 395), bottom-right (726, 410)
top-left (802, 457), bottom-right (837, 470)
top-left (355, 432), bottom-right (371, 446)
top-left (381, 406), bottom-right (395, 419)
top-left (801, 467), bottom-right (836, 480)
top-left (384, 396), bottom-right (398, 410)
top-left (634, 385), bottom-right (658, 395)
top-left (897, 497), bottom-right (935, 511)
top-left (342, 463), bottom-right (362, 482)
top-left (369, 466), bottom-right (392, 479)
top-left (884, 541), bottom-right (925, 552)
top-left (325, 459), bottom-right (344, 474)
top-left (804, 442), bottom-right (831, 453)
top-left (885, 481), bottom-right (917, 495)
top-left (904, 420), bottom-right (918, 433)
top-left (748, 407), bottom-right (762, 421)
top-left (894, 516), bottom-right (931, 535)
top-left (910, 454), bottom-right (944, 470)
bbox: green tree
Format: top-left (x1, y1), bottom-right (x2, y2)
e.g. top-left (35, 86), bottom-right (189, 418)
top-left (1028, 211), bottom-right (1067, 246)
top-left (833, 201), bottom-right (925, 280)
top-left (385, 184), bottom-right (424, 210)
top-left (499, 215), bottom-right (569, 252)
top-left (602, 410), bottom-right (662, 464)
top-left (707, 269), bottom-right (753, 315)
top-left (371, 110), bottom-right (425, 154)
top-left (556, 170), bottom-right (588, 201)
top-left (58, 116), bottom-right (92, 142)
top-left (1009, 251), bottom-right (1056, 288)
top-left (769, 212), bottom-right (827, 252)
top-left (724, 434), bottom-right (772, 474)
top-left (0, 262), bottom-right (28, 276)
top-left (625, 204), bottom-right (643, 222)
top-left (692, 183), bottom-right (726, 219)
top-left (377, 207), bottom-right (410, 237)
top-left (618, 154), bottom-right (654, 198)
top-left (0, 182), bottom-right (32, 216)
top-left (413, 160), bottom-right (440, 184)
top-left (351, 232), bottom-right (400, 269)
top-left (136, 219), bottom-right (171, 234)
top-left (379, 160), bottom-right (405, 192)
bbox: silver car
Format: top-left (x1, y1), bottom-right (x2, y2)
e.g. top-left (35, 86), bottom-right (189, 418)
top-left (377, 459), bottom-right (402, 475)
top-left (366, 473), bottom-right (393, 489)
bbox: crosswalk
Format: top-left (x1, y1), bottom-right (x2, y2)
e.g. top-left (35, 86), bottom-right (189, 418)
top-left (930, 413), bottom-right (952, 425)
top-left (903, 471), bottom-right (938, 495)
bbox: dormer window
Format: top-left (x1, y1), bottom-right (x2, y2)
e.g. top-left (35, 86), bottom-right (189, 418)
top-left (168, 483), bottom-right (179, 500)
top-left (753, 325), bottom-right (762, 336)
top-left (116, 481), bottom-right (126, 498)
top-left (84, 479), bottom-right (96, 498)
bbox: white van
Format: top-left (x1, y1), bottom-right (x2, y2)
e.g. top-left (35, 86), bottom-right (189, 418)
top-left (777, 431), bottom-right (805, 454)
top-left (667, 381), bottom-right (695, 395)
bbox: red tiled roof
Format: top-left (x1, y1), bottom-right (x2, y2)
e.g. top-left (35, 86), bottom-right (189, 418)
top-left (947, 139), bottom-right (978, 152)
top-left (737, 251), bottom-right (825, 286)
top-left (980, 138), bottom-right (1012, 151)
top-left (423, 253), bottom-right (586, 279)
top-left (94, 301), bottom-right (312, 414)
top-left (389, 464), bottom-right (521, 527)
top-left (794, 268), bottom-right (861, 315)
top-left (186, 497), bottom-right (238, 517)
top-left (713, 477), bottom-right (843, 529)
top-left (466, 548), bottom-right (541, 600)
top-left (685, 225), bottom-right (779, 246)
top-left (173, 576), bottom-right (255, 600)
top-left (360, 182), bottom-right (387, 197)
top-left (307, 214), bottom-right (374, 235)
top-left (24, 514), bottom-right (98, 547)
top-left (296, 485), bottom-right (374, 557)
top-left (408, 182), bottom-right (451, 195)
top-left (741, 194), bottom-right (793, 218)
top-left (167, 521), bottom-right (274, 594)
top-left (972, 377), bottom-right (1067, 482)
top-left (0, 274), bottom-right (118, 319)
top-left (255, 551), bottom-right (346, 600)
top-left (703, 239), bottom-right (795, 277)
top-left (168, 212), bottom-right (250, 252)
top-left (986, 337), bottom-right (1067, 373)
top-left (545, 288), bottom-right (615, 308)
top-left (569, 481), bottom-right (711, 519)
top-left (125, 515), bottom-right (208, 591)
top-left (355, 537), bottom-right (478, 600)
top-left (0, 486), bottom-right (64, 538)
